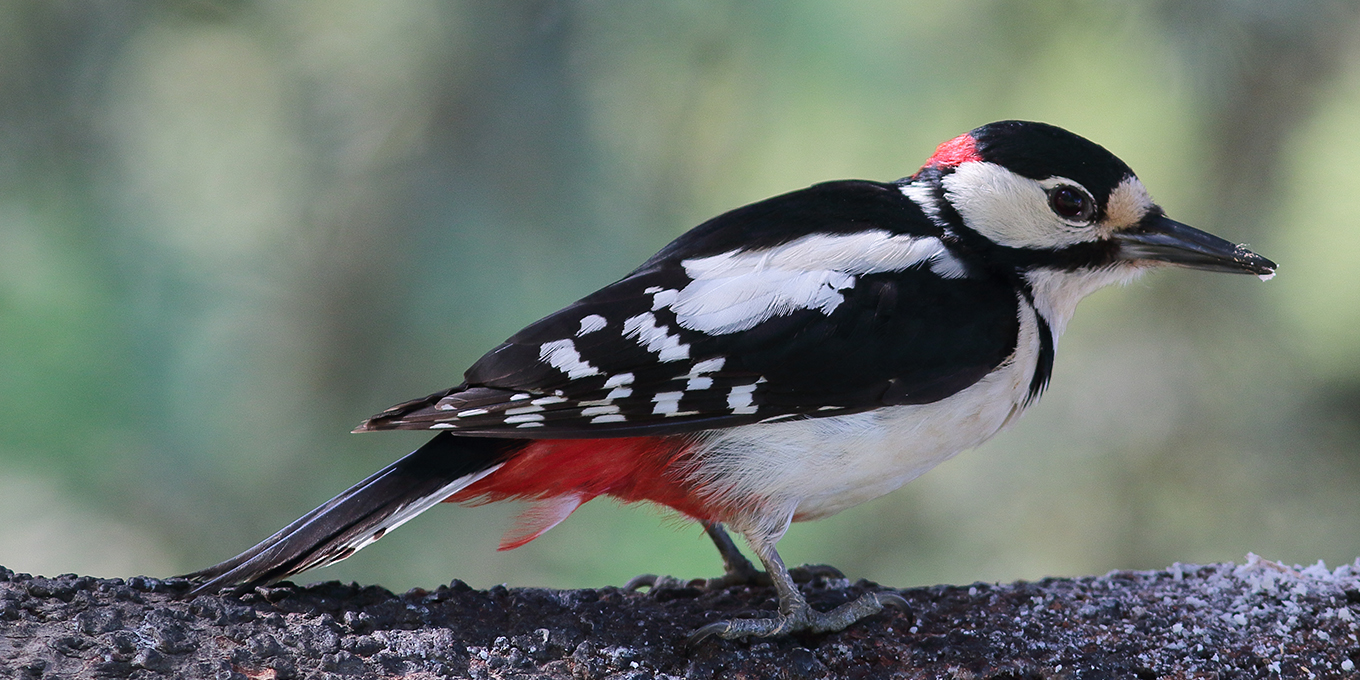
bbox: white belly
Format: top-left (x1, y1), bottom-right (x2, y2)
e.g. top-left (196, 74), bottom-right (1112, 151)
top-left (689, 300), bottom-right (1043, 535)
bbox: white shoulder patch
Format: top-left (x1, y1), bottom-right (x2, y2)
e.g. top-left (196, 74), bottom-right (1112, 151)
top-left (671, 268), bottom-right (853, 335)
top-left (671, 231), bottom-right (964, 334)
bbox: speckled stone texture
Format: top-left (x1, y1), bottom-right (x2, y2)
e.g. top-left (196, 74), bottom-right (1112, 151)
top-left (0, 556), bottom-right (1357, 679)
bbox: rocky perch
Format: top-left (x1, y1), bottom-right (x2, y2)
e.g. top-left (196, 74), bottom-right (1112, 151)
top-left (0, 556), bottom-right (1357, 679)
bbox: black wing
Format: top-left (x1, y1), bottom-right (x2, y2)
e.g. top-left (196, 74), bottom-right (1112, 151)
top-left (359, 180), bottom-right (1020, 437)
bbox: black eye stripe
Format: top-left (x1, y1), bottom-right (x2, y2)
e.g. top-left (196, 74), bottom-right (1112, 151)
top-left (1047, 185), bottom-right (1095, 224)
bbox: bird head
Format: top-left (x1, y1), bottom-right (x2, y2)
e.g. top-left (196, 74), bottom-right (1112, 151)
top-left (905, 120), bottom-right (1276, 332)
top-left (913, 120), bottom-right (1275, 278)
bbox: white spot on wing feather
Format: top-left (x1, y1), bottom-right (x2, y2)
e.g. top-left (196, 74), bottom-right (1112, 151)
top-left (689, 357), bottom-right (725, 375)
top-left (727, 383), bottom-right (759, 414)
top-left (622, 312), bottom-right (690, 362)
top-left (653, 391), bottom-right (684, 415)
top-left (604, 373), bottom-right (634, 388)
top-left (576, 314), bottom-right (608, 336)
top-left (538, 339), bottom-right (603, 380)
top-left (686, 377), bottom-right (713, 391)
top-left (578, 385), bottom-right (632, 407)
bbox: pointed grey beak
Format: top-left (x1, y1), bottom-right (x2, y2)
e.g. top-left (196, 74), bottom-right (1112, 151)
top-left (1116, 214), bottom-right (1277, 279)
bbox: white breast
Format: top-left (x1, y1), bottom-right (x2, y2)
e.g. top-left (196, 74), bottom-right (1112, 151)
top-left (687, 294), bottom-right (1045, 539)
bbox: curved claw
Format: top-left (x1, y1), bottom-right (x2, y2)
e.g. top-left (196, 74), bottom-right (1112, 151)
top-left (624, 574), bottom-right (660, 591)
top-left (875, 591), bottom-right (909, 610)
top-left (788, 563), bottom-right (847, 583)
top-left (625, 573), bottom-right (695, 592)
top-left (687, 621), bottom-right (732, 646)
top-left (703, 569), bottom-right (768, 589)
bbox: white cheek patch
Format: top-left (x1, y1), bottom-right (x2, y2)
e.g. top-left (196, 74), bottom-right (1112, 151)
top-left (943, 162), bottom-right (1090, 250)
top-left (672, 231), bottom-right (964, 335)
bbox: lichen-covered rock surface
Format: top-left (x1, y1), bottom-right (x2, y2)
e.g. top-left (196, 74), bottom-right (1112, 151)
top-left (0, 556), bottom-right (1357, 679)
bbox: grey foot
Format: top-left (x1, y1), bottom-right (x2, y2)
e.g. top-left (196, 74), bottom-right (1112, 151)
top-left (625, 563), bottom-right (763, 592)
top-left (788, 563), bottom-right (848, 584)
top-left (689, 591), bottom-right (908, 643)
top-left (624, 573), bottom-right (694, 591)
top-left (626, 563), bottom-right (847, 592)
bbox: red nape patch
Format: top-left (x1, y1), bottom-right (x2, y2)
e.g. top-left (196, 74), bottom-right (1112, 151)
top-left (923, 133), bottom-right (982, 170)
top-left (446, 437), bottom-right (717, 549)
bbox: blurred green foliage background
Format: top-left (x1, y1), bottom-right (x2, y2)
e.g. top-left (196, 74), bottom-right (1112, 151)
top-left (2, 0), bottom-right (1359, 593)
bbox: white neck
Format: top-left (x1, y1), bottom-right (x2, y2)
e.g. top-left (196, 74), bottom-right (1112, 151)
top-left (1023, 265), bottom-right (1144, 339)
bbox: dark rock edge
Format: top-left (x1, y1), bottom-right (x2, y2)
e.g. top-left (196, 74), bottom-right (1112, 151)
top-left (1, 556), bottom-right (1358, 679)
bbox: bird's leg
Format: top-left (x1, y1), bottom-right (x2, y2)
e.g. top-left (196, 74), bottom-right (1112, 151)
top-left (627, 522), bottom-right (848, 591)
top-left (699, 522), bottom-right (847, 586)
top-left (702, 521), bottom-right (765, 586)
top-left (626, 522), bottom-right (762, 591)
top-left (688, 534), bottom-right (907, 642)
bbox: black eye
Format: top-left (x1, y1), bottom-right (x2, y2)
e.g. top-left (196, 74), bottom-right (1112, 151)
top-left (1048, 185), bottom-right (1095, 224)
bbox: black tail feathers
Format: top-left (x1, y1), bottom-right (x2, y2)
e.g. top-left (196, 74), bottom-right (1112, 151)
top-left (182, 433), bottom-right (517, 594)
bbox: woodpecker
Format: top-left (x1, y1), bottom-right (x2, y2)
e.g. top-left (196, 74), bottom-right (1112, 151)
top-left (186, 121), bottom-right (1276, 641)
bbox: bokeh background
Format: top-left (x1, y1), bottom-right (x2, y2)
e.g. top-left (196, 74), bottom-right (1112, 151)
top-left (3, 0), bottom-right (1359, 593)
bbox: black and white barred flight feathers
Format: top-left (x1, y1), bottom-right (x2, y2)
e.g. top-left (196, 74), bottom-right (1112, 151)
top-left (187, 121), bottom-right (1276, 614)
